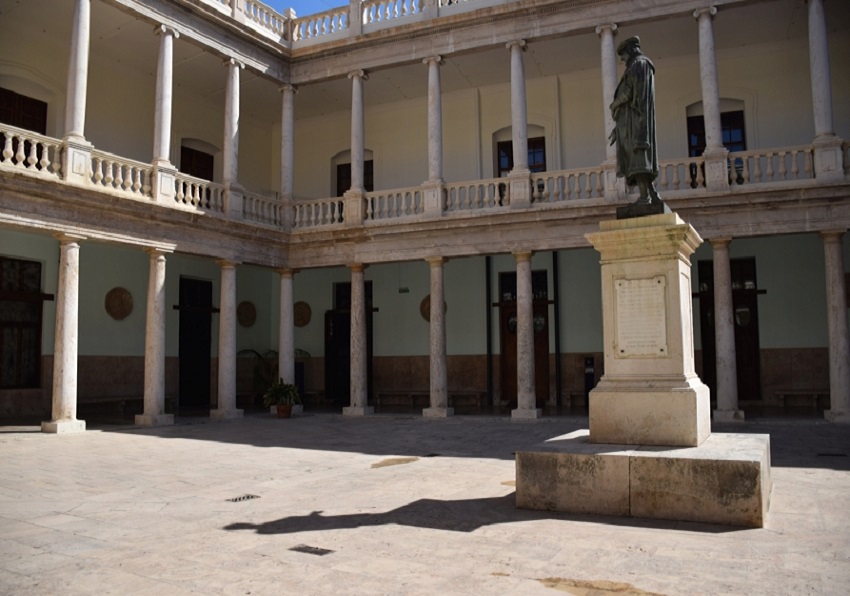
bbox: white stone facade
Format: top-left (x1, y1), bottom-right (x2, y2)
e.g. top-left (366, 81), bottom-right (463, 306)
top-left (0, 0), bottom-right (848, 429)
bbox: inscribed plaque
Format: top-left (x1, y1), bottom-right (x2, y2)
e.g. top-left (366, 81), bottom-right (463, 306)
top-left (615, 276), bottom-right (667, 357)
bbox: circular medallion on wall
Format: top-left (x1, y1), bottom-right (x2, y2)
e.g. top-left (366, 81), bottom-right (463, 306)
top-left (294, 301), bottom-right (312, 327)
top-left (419, 295), bottom-right (447, 322)
top-left (104, 287), bottom-right (133, 321)
top-left (237, 301), bottom-right (257, 327)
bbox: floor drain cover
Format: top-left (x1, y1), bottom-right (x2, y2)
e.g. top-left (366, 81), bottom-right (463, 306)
top-left (290, 544), bottom-right (334, 556)
top-left (227, 494), bottom-right (260, 502)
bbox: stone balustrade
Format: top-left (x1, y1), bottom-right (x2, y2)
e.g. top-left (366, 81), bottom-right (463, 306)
top-left (531, 167), bottom-right (605, 203)
top-left (242, 189), bottom-right (287, 226)
top-left (90, 151), bottom-right (153, 198)
top-left (244, 0), bottom-right (290, 40)
top-left (362, 0), bottom-right (425, 27)
top-left (173, 172), bottom-right (224, 213)
top-left (445, 177), bottom-right (510, 212)
top-left (293, 197), bottom-right (345, 228)
top-left (729, 146), bottom-right (814, 186)
top-left (292, 6), bottom-right (350, 42)
top-left (366, 186), bottom-right (424, 221)
top-left (657, 157), bottom-right (705, 193)
top-left (0, 125), bottom-right (63, 179)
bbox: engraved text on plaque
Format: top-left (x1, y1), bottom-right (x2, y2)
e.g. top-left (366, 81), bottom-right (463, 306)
top-left (615, 276), bottom-right (667, 357)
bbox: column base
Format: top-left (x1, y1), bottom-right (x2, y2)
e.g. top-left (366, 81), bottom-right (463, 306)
top-left (343, 406), bottom-right (374, 416)
top-left (210, 408), bottom-right (243, 420)
top-left (41, 419), bottom-right (86, 434)
top-left (135, 414), bottom-right (175, 427)
top-left (824, 409), bottom-right (850, 424)
top-left (511, 407), bottom-right (542, 420)
top-left (713, 409), bottom-right (745, 422)
top-left (423, 406), bottom-right (454, 418)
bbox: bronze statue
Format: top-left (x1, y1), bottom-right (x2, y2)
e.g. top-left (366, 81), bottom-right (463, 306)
top-left (609, 36), bottom-right (663, 210)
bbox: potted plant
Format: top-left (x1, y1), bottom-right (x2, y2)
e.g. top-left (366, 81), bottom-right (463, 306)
top-left (263, 378), bottom-right (301, 418)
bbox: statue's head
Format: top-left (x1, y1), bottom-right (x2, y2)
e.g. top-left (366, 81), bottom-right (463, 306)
top-left (616, 36), bottom-right (641, 59)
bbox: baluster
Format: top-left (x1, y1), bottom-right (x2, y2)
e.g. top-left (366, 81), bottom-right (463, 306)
top-left (133, 168), bottom-right (142, 193)
top-left (112, 162), bottom-right (123, 190)
top-left (766, 153), bottom-right (775, 182)
top-left (142, 172), bottom-right (151, 196)
top-left (778, 152), bottom-right (787, 180)
top-left (25, 140), bottom-right (37, 169)
top-left (805, 150), bottom-right (813, 178)
top-left (2, 133), bottom-right (12, 161)
top-left (790, 150), bottom-right (800, 179)
top-left (752, 155), bottom-right (762, 182)
top-left (14, 135), bottom-right (26, 166)
top-left (93, 158), bottom-right (104, 185)
top-left (39, 143), bottom-right (52, 172)
top-left (122, 166), bottom-right (133, 191)
top-left (670, 165), bottom-right (681, 190)
top-left (741, 156), bottom-right (750, 184)
top-left (696, 162), bottom-right (705, 187)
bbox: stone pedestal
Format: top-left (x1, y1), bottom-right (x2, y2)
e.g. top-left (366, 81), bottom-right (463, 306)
top-left (515, 213), bottom-right (771, 527)
top-left (423, 407), bottom-right (453, 418)
top-left (135, 414), bottom-right (174, 427)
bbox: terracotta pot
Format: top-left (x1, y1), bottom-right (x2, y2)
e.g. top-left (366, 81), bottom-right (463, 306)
top-left (276, 404), bottom-right (293, 418)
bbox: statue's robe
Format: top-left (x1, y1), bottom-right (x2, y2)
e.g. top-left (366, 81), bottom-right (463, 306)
top-left (612, 55), bottom-right (658, 186)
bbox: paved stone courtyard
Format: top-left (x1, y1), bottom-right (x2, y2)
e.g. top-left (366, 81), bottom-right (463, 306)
top-left (1, 413), bottom-right (848, 595)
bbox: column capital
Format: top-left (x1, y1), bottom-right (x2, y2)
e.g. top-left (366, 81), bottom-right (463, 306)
top-left (276, 267), bottom-right (299, 277)
top-left (423, 55), bottom-right (443, 66)
top-left (513, 250), bottom-right (533, 262)
top-left (154, 24), bottom-right (180, 38)
top-left (348, 69), bottom-right (368, 81)
top-left (279, 83), bottom-right (298, 95)
top-left (693, 5), bottom-right (718, 19)
top-left (595, 23), bottom-right (618, 36)
top-left (820, 229), bottom-right (847, 242)
top-left (144, 246), bottom-right (173, 257)
top-left (348, 262), bottom-right (368, 273)
top-left (216, 259), bottom-right (241, 268)
top-left (53, 232), bottom-right (87, 244)
top-left (506, 39), bottom-right (527, 52)
top-left (223, 57), bottom-right (245, 69)
top-left (709, 236), bottom-right (733, 248)
top-left (426, 256), bottom-right (446, 267)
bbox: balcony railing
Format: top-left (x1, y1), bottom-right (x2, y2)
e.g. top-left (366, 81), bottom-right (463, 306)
top-left (1, 123), bottom-right (839, 236)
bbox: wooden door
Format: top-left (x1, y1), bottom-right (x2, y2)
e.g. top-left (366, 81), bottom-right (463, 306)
top-left (178, 277), bottom-right (213, 411)
top-left (324, 282), bottom-right (373, 404)
top-left (697, 258), bottom-right (762, 401)
top-left (498, 271), bottom-right (549, 408)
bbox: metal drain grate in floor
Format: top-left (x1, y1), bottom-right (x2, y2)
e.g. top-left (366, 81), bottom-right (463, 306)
top-left (227, 494), bottom-right (260, 502)
top-left (290, 544), bottom-right (334, 556)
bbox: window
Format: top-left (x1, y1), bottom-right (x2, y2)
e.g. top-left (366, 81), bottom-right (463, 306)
top-left (497, 137), bottom-right (546, 177)
top-left (336, 160), bottom-right (374, 197)
top-left (1, 257), bottom-right (47, 389)
top-left (687, 110), bottom-right (746, 157)
top-left (0, 87), bottom-right (47, 134)
top-left (180, 145), bottom-right (214, 181)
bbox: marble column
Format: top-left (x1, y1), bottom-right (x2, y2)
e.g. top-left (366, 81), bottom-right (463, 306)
top-left (136, 249), bottom-right (174, 426)
top-left (42, 235), bottom-right (86, 433)
top-left (807, 0), bottom-right (844, 180)
top-left (223, 59), bottom-right (244, 217)
top-left (695, 7), bottom-right (730, 191)
top-left (424, 257), bottom-right (453, 418)
top-left (280, 84), bottom-right (297, 230)
top-left (512, 251), bottom-right (541, 420)
top-left (597, 23), bottom-right (621, 201)
top-left (152, 26), bottom-right (179, 203)
top-left (64, 0), bottom-right (90, 142)
top-left (506, 40), bottom-right (531, 207)
top-left (822, 231), bottom-right (850, 422)
top-left (62, 0), bottom-right (93, 184)
top-left (153, 26), bottom-right (178, 166)
top-left (278, 268), bottom-right (295, 386)
top-left (344, 70), bottom-right (368, 226)
top-left (212, 260), bottom-right (243, 419)
top-left (349, 70), bottom-right (366, 192)
top-left (711, 238), bottom-right (744, 421)
top-left (344, 263), bottom-right (373, 415)
top-left (423, 56), bottom-right (445, 217)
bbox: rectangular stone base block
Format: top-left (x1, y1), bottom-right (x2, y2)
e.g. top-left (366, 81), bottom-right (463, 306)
top-left (41, 419), bottom-right (86, 434)
top-left (516, 429), bottom-right (771, 528)
top-left (511, 408), bottom-right (542, 420)
top-left (343, 406), bottom-right (374, 416)
top-left (589, 385), bottom-right (710, 446)
top-left (135, 414), bottom-right (175, 426)
top-left (423, 407), bottom-right (454, 418)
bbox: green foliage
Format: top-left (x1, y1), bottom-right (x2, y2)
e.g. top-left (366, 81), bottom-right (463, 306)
top-left (262, 378), bottom-right (301, 407)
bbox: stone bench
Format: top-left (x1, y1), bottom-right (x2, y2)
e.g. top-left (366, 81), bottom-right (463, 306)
top-left (775, 389), bottom-right (829, 412)
top-left (374, 391), bottom-right (487, 409)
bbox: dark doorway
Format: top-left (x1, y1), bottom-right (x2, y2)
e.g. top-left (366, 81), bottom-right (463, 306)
top-left (180, 146), bottom-right (214, 181)
top-left (0, 257), bottom-right (49, 389)
top-left (178, 277), bottom-right (214, 411)
top-left (497, 270), bottom-right (549, 408)
top-left (0, 87), bottom-right (47, 134)
top-left (324, 281), bottom-right (373, 404)
top-left (336, 160), bottom-right (374, 197)
top-left (697, 258), bottom-right (763, 401)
